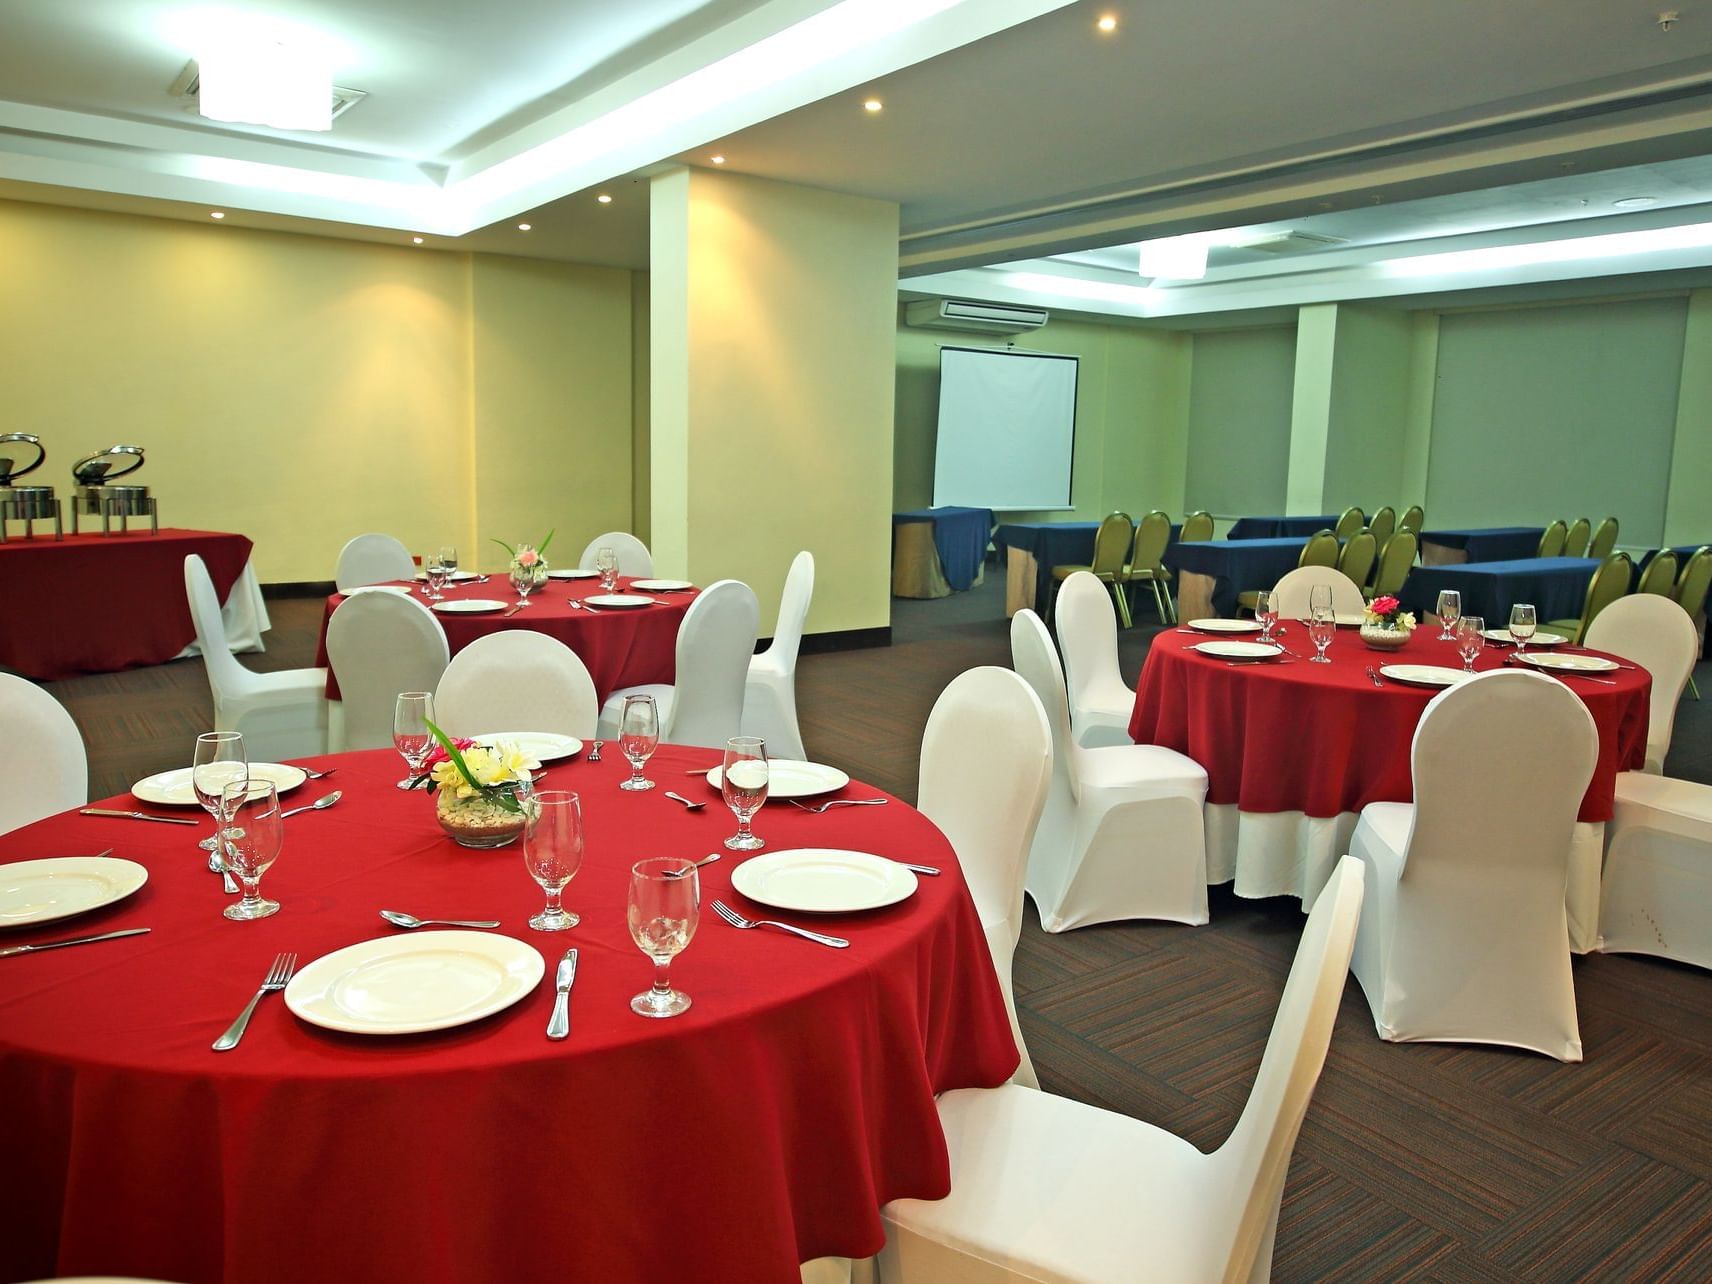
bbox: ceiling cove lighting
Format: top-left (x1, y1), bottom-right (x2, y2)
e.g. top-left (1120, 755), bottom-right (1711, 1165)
top-left (1384, 222), bottom-right (1712, 277)
top-left (1136, 234), bottom-right (1209, 280)
top-left (196, 32), bottom-right (333, 132)
top-left (1001, 271), bottom-right (1161, 306)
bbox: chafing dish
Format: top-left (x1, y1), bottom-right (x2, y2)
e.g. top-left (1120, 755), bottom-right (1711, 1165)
top-left (0, 432), bottom-right (62, 542)
top-left (70, 445), bottom-right (158, 535)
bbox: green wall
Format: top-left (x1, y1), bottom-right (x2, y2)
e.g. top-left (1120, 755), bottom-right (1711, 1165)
top-left (1184, 326), bottom-right (1295, 516)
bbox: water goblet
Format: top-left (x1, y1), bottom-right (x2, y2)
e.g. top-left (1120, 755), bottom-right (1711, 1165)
top-left (192, 731), bottom-right (247, 860)
top-left (393, 691), bottom-right (434, 789)
top-left (1254, 589), bottom-right (1278, 644)
top-left (1509, 603), bottom-right (1537, 657)
top-left (219, 779), bottom-right (284, 921)
top-left (596, 546), bottom-right (619, 592)
top-left (618, 694), bottom-right (660, 791)
top-left (1457, 615), bottom-right (1485, 674)
top-left (1307, 583), bottom-right (1333, 620)
top-left (1437, 589), bottom-right (1462, 641)
top-left (423, 555), bottom-right (448, 601)
top-left (721, 736), bottom-right (769, 851)
top-left (523, 790), bottom-right (584, 930)
top-left (438, 545), bottom-right (459, 578)
top-left (1308, 604), bottom-right (1336, 664)
top-left (627, 857), bottom-right (699, 1018)
top-left (509, 563), bottom-right (538, 607)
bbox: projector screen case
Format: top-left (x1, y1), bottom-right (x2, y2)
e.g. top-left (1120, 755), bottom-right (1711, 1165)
top-left (932, 346), bottom-right (1078, 510)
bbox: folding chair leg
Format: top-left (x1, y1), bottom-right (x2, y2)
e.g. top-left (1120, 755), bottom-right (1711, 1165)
top-left (1111, 581), bottom-right (1132, 629)
top-left (1691, 673), bottom-right (1701, 701)
top-left (1150, 579), bottom-right (1169, 625)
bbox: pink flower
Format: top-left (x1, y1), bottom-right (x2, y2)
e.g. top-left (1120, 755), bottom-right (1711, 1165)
top-left (1371, 595), bottom-right (1401, 616)
top-left (516, 548), bottom-right (540, 568)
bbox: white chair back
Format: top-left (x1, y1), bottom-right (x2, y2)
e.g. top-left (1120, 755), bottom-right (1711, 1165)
top-left (577, 532), bottom-right (654, 577)
top-left (335, 534), bottom-right (415, 592)
top-left (435, 631), bottom-right (600, 739)
top-left (184, 554), bottom-right (245, 693)
top-left (762, 550), bottom-right (814, 670)
top-left (1584, 594), bottom-right (1699, 773)
top-left (0, 675), bottom-right (88, 833)
top-left (1270, 565), bottom-right (1366, 619)
top-left (1055, 572), bottom-right (1128, 715)
top-left (663, 580), bottom-right (759, 749)
top-left (325, 593), bottom-right (451, 750)
top-left (1010, 609), bottom-right (1082, 806)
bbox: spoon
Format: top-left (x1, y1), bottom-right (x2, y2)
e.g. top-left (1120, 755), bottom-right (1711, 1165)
top-left (664, 791), bottom-right (706, 811)
top-left (663, 853), bottom-right (721, 879)
top-left (379, 910), bottom-right (502, 930)
top-left (281, 790), bottom-right (342, 819)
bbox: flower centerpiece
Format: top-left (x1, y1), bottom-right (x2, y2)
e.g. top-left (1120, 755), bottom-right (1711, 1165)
top-left (1360, 594), bottom-right (1417, 652)
top-left (411, 721), bottom-right (540, 848)
top-left (493, 529), bottom-right (554, 605)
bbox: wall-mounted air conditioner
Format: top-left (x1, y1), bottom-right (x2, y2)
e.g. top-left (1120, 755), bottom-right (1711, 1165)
top-left (904, 298), bottom-right (1050, 335)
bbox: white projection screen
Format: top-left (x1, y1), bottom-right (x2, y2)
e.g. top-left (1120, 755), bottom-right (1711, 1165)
top-left (931, 346), bottom-right (1078, 509)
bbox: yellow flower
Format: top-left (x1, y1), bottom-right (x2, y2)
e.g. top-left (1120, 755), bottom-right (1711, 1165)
top-left (430, 758), bottom-right (477, 799)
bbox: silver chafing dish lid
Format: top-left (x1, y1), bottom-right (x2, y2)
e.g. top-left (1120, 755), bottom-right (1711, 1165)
top-left (0, 432), bottom-right (46, 486)
top-left (72, 445), bottom-right (145, 485)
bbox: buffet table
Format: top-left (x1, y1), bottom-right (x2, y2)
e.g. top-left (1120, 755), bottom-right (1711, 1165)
top-left (0, 747), bottom-right (1018, 1284)
top-left (1418, 526), bottom-right (1546, 565)
top-left (0, 528), bottom-right (266, 680)
top-left (891, 506), bottom-right (992, 598)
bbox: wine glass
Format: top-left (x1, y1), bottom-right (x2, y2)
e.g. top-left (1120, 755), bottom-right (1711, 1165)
top-left (721, 736), bottom-right (769, 851)
top-left (393, 692), bottom-right (434, 789)
top-left (1308, 604), bottom-right (1336, 664)
top-left (219, 778), bottom-right (284, 921)
top-left (192, 731), bottom-right (247, 860)
top-left (509, 561), bottom-right (538, 607)
top-left (1436, 589), bottom-right (1462, 641)
top-left (438, 545), bottom-right (458, 579)
top-left (1308, 583), bottom-right (1333, 620)
top-left (618, 694), bottom-right (659, 791)
top-left (1254, 589), bottom-right (1278, 644)
top-left (1457, 615), bottom-right (1485, 674)
top-left (423, 555), bottom-right (447, 601)
top-left (1509, 603), bottom-right (1537, 657)
top-left (596, 546), bottom-right (619, 592)
top-left (523, 790), bottom-right (584, 930)
top-left (627, 857), bottom-right (699, 1018)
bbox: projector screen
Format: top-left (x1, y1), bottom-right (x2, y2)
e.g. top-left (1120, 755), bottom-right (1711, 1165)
top-left (931, 346), bottom-right (1078, 510)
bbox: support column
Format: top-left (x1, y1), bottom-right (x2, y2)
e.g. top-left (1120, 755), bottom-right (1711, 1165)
top-left (1665, 288), bottom-right (1712, 545)
top-left (1285, 304), bottom-right (1337, 515)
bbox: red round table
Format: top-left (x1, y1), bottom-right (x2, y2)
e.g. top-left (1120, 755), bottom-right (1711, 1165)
top-left (313, 575), bottom-right (696, 702)
top-left (0, 748), bottom-right (1017, 1284)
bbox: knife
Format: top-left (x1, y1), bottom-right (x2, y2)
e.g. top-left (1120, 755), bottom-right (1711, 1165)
top-left (80, 808), bottom-right (199, 826)
top-left (0, 927), bottom-right (151, 958)
top-left (546, 948), bottom-right (578, 1040)
top-left (901, 863), bottom-right (941, 876)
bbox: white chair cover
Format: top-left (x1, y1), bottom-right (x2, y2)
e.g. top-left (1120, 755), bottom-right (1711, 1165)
top-left (1270, 565), bottom-right (1366, 619)
top-left (435, 631), bottom-right (599, 739)
top-left (1010, 609), bottom-right (1209, 932)
top-left (324, 593), bottom-right (450, 751)
top-left (598, 580), bottom-right (759, 750)
top-left (184, 555), bottom-right (328, 760)
top-left (1584, 594), bottom-right (1699, 773)
top-left (918, 666), bottom-right (1053, 1089)
top-left (1348, 669), bottom-right (1595, 1061)
top-left (577, 532), bottom-right (654, 577)
top-left (1600, 772), bottom-right (1712, 969)
top-left (0, 674), bottom-right (87, 834)
top-left (743, 550), bottom-right (814, 759)
top-left (1054, 571), bottom-right (1137, 748)
top-left (334, 533), bottom-right (415, 592)
top-left (876, 857), bottom-right (1365, 1283)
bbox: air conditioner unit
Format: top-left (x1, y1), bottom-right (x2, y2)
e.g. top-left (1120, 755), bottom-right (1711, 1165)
top-left (904, 298), bottom-right (1049, 334)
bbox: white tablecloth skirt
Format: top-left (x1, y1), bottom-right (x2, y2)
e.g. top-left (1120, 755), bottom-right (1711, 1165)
top-left (175, 562), bottom-right (270, 658)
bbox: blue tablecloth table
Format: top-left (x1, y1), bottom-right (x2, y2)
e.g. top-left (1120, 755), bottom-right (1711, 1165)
top-left (1419, 526), bottom-right (1546, 565)
top-left (892, 507), bottom-right (993, 598)
top-left (1226, 514), bottom-right (1339, 540)
top-left (1163, 537), bottom-right (1308, 618)
top-left (992, 521), bottom-right (1181, 618)
top-left (1398, 557), bottom-right (1607, 628)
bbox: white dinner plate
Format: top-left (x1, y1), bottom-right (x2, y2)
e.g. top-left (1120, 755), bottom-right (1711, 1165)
top-left (0, 857), bottom-right (149, 929)
top-left (583, 594), bottom-right (657, 609)
top-left (343, 585), bottom-right (413, 597)
top-left (1516, 651), bottom-right (1621, 674)
top-left (131, 762), bottom-right (308, 807)
top-left (731, 848), bottom-right (916, 914)
top-left (1186, 618), bottom-right (1262, 634)
top-left (1379, 664), bottom-right (1471, 688)
top-left (475, 731), bottom-right (582, 762)
top-left (546, 568), bottom-right (600, 580)
top-left (630, 579), bottom-right (695, 592)
top-left (1192, 640), bottom-right (1284, 662)
top-left (414, 569), bottom-right (479, 583)
top-left (1481, 629), bottom-right (1567, 646)
top-left (431, 598), bottom-right (509, 614)
top-left (1292, 612), bottom-right (1366, 627)
top-left (704, 759), bottom-right (852, 799)
top-left (284, 931), bottom-right (544, 1036)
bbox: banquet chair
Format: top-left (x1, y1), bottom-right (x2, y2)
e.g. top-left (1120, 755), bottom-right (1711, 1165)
top-left (743, 550), bottom-right (814, 759)
top-left (1335, 530), bottom-right (1377, 590)
top-left (1675, 546), bottom-right (1712, 700)
top-left (324, 592), bottom-right (450, 751)
top-left (1636, 551), bottom-right (1679, 597)
top-left (0, 674), bottom-right (87, 833)
top-left (1120, 510), bottom-right (1175, 624)
top-left (1399, 504), bottom-right (1425, 535)
top-left (334, 533), bottom-right (415, 592)
top-left (1238, 530), bottom-right (1339, 612)
top-left (1366, 505), bottom-right (1396, 548)
top-left (1180, 509), bottom-right (1215, 542)
top-left (1584, 595), bottom-right (1698, 775)
top-left (1545, 551), bottom-right (1632, 645)
top-left (1333, 506), bottom-right (1365, 541)
top-left (918, 666), bottom-right (1053, 1088)
top-left (184, 554), bottom-right (328, 760)
top-left (1010, 609), bottom-right (1208, 931)
top-left (1055, 572), bottom-right (1137, 749)
top-left (577, 531), bottom-right (654, 577)
top-left (1049, 511), bottom-right (1132, 626)
top-left (1367, 530), bottom-right (1417, 601)
top-left (1563, 516), bottom-right (1592, 558)
top-left (1588, 516), bottom-right (1619, 560)
top-left (1270, 565), bottom-right (1366, 621)
top-left (1347, 669), bottom-right (1595, 1060)
top-left (1599, 772), bottom-right (1712, 970)
top-left (598, 580), bottom-right (759, 749)
top-left (873, 857), bottom-right (1365, 1284)
top-left (437, 631), bottom-right (599, 739)
top-left (1537, 520), bottom-right (1568, 558)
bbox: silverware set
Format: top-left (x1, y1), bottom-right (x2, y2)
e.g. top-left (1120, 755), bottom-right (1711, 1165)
top-left (212, 952), bottom-right (296, 1051)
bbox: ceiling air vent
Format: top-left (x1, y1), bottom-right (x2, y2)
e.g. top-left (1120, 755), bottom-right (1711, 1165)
top-left (167, 61), bottom-right (368, 122)
top-left (1243, 231), bottom-right (1347, 255)
top-left (904, 299), bottom-right (1049, 334)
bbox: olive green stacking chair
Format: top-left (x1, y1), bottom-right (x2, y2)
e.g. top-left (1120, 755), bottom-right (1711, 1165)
top-left (1588, 516), bottom-right (1619, 560)
top-left (1674, 546), bottom-right (1712, 699)
top-left (1337, 530), bottom-right (1378, 590)
top-left (1122, 511), bottom-right (1176, 625)
top-left (1399, 504), bottom-right (1425, 535)
top-left (1366, 506), bottom-right (1396, 548)
top-left (1180, 511), bottom-right (1215, 542)
top-left (1564, 517), bottom-right (1592, 558)
top-left (1637, 551), bottom-right (1679, 597)
top-left (1366, 531), bottom-right (1417, 601)
top-left (1238, 530), bottom-right (1339, 612)
top-left (1546, 552), bottom-right (1633, 645)
top-left (1537, 520), bottom-right (1568, 558)
top-left (1334, 507), bottom-right (1365, 541)
top-left (1051, 511), bottom-right (1134, 626)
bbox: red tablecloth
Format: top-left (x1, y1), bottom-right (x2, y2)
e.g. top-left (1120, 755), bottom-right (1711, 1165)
top-left (0, 747), bottom-right (1016, 1284)
top-left (1128, 628), bottom-right (1650, 823)
top-left (314, 576), bottom-right (693, 702)
top-left (0, 528), bottom-right (252, 680)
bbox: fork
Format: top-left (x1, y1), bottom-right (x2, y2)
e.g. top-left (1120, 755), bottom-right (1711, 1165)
top-left (711, 900), bottom-right (849, 948)
top-left (212, 952), bottom-right (297, 1051)
top-left (299, 766), bottom-right (337, 780)
top-left (1365, 665), bottom-right (1387, 688)
top-left (587, 740), bottom-right (604, 762)
top-left (787, 798), bottom-right (889, 814)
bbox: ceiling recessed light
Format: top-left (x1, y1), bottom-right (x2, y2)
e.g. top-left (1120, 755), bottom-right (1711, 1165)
top-left (209, 210), bottom-right (225, 219)
top-left (1096, 14), bottom-right (1118, 32)
top-left (710, 154), bottom-right (726, 165)
top-left (1614, 196), bottom-right (1657, 209)
top-left (412, 236), bottom-right (423, 244)
top-left (597, 193), bottom-right (612, 204)
top-left (517, 222), bottom-right (532, 231)
top-left (863, 97), bottom-right (883, 113)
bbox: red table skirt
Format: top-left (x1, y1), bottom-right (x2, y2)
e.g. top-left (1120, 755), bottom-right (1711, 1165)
top-left (1129, 628), bottom-right (1650, 823)
top-left (0, 747), bottom-right (1017, 1284)
top-left (0, 528), bottom-right (251, 680)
